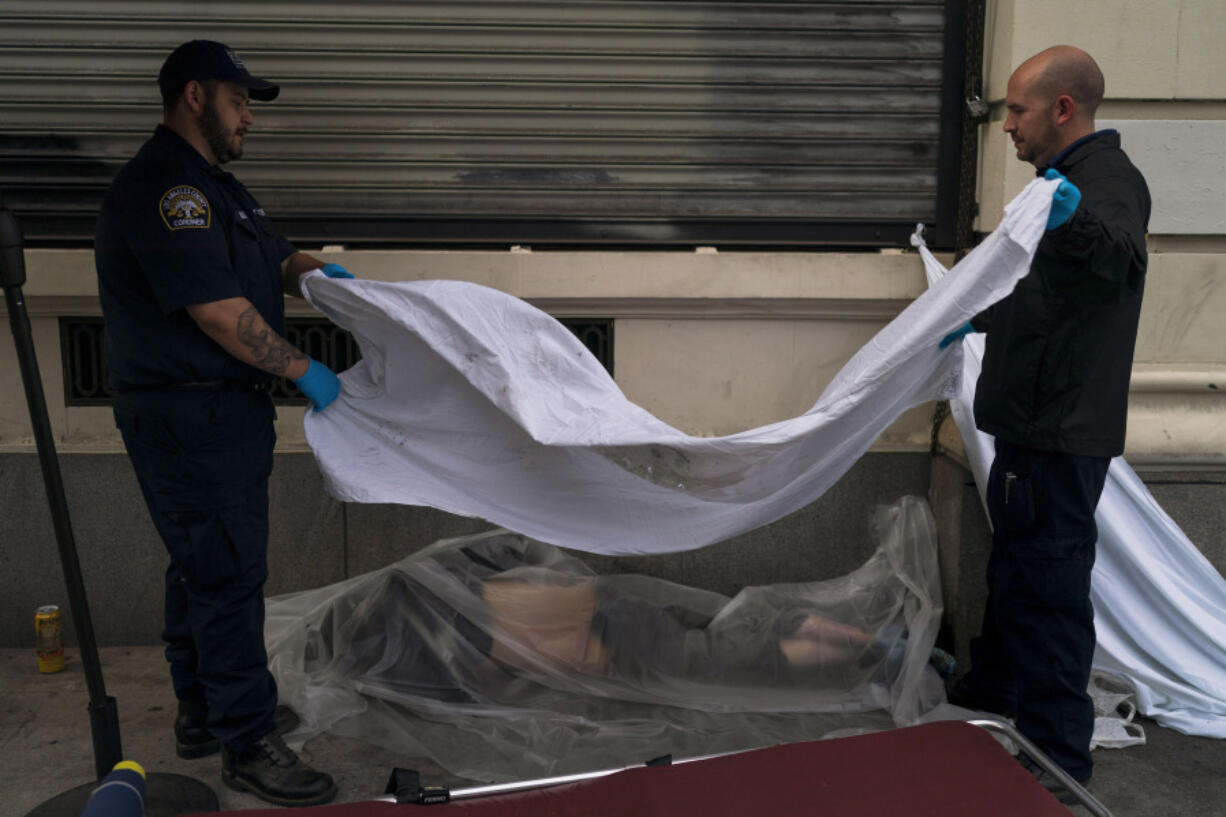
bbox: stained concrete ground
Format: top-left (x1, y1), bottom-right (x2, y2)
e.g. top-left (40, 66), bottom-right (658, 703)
top-left (3, 646), bottom-right (1224, 817)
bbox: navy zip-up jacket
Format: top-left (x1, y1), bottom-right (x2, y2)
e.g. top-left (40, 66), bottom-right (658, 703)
top-left (971, 130), bottom-right (1151, 457)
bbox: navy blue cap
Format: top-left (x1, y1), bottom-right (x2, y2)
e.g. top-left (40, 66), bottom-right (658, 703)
top-left (158, 40), bottom-right (279, 101)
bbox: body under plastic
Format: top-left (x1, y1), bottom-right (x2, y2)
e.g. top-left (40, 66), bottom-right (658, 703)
top-left (266, 496), bottom-right (946, 781)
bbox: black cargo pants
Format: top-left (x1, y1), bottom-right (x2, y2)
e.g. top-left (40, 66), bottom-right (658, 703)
top-left (964, 438), bottom-right (1110, 782)
top-left (114, 386), bottom-right (278, 751)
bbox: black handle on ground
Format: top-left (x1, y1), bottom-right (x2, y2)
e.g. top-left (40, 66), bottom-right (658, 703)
top-left (0, 206), bottom-right (122, 781)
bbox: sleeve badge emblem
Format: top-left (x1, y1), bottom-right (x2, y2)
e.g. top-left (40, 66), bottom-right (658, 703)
top-left (159, 185), bottom-right (211, 230)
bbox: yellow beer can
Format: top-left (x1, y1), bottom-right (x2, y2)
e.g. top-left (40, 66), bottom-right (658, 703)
top-left (35, 605), bottom-right (65, 673)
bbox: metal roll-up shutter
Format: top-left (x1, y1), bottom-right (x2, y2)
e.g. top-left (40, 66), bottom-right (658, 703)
top-left (0, 1), bottom-right (965, 247)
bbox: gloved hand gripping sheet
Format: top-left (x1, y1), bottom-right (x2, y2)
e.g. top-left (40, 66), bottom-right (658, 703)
top-left (298, 178), bottom-right (1057, 556)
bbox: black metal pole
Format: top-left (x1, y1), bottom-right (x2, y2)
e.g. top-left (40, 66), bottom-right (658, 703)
top-left (3, 206), bottom-right (218, 817)
top-left (0, 207), bottom-right (123, 780)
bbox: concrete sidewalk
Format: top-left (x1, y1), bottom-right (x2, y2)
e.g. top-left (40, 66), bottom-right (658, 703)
top-left (4, 646), bottom-right (1223, 816)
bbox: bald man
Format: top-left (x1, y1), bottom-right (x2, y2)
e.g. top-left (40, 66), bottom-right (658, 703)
top-left (947, 46), bottom-right (1151, 798)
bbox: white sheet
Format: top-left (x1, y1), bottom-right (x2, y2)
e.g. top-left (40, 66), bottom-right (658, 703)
top-left (300, 177), bottom-right (1056, 556)
top-left (910, 229), bottom-right (1226, 739)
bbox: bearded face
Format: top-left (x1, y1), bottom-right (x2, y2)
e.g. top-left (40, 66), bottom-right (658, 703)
top-left (197, 83), bottom-right (247, 164)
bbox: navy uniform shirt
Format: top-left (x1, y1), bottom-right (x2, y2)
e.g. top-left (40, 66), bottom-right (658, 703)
top-left (95, 125), bottom-right (296, 392)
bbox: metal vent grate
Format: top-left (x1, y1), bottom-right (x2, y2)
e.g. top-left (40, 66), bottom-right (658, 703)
top-left (60, 316), bottom-right (110, 405)
top-left (566, 318), bottom-right (614, 376)
top-left (272, 318), bottom-right (366, 403)
top-left (60, 316), bottom-right (613, 405)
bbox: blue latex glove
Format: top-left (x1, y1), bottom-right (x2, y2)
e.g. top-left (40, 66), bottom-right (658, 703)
top-left (293, 358), bottom-right (340, 412)
top-left (1044, 168), bottom-right (1081, 229)
top-left (939, 322), bottom-right (975, 349)
top-left (321, 262), bottom-right (354, 279)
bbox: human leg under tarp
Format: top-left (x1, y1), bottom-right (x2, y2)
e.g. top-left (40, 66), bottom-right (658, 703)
top-left (481, 575), bottom-right (951, 689)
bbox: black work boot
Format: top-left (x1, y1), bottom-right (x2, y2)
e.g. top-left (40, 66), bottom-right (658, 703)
top-left (175, 701), bottom-right (302, 760)
top-left (174, 698), bottom-right (218, 759)
top-left (222, 732), bottom-right (337, 807)
top-left (1018, 752), bottom-right (1091, 807)
top-left (946, 674), bottom-right (1017, 720)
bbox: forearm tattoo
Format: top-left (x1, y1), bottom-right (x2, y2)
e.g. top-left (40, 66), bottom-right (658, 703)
top-left (236, 306), bottom-right (306, 375)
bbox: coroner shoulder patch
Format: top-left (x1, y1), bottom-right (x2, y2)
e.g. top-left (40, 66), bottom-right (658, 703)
top-left (159, 185), bottom-right (211, 230)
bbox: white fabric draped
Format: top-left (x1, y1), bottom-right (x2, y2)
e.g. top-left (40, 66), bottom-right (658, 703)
top-left (297, 170), bottom-right (1226, 737)
top-left (300, 177), bottom-right (1054, 555)
top-left (910, 230), bottom-right (1226, 739)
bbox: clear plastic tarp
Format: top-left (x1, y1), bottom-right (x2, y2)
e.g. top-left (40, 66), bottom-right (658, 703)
top-left (266, 496), bottom-right (948, 780)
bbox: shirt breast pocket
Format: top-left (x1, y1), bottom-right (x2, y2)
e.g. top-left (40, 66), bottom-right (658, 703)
top-left (229, 212), bottom-right (270, 275)
top-left (254, 212), bottom-right (279, 239)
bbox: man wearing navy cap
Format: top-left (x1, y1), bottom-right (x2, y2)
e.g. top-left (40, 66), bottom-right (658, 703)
top-left (95, 40), bottom-right (351, 806)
